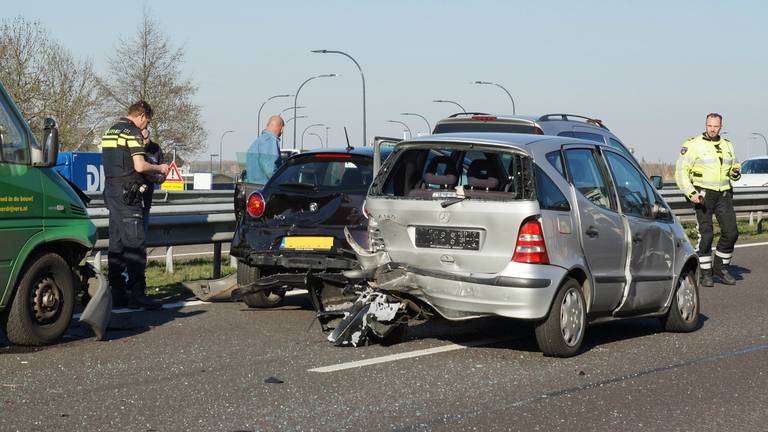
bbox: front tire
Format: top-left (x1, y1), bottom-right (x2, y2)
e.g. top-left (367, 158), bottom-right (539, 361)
top-left (0, 253), bottom-right (75, 346)
top-left (236, 262), bottom-right (285, 308)
top-left (662, 270), bottom-right (700, 332)
top-left (535, 278), bottom-right (586, 357)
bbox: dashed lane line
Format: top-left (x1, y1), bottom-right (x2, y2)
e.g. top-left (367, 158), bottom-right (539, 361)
top-left (308, 335), bottom-right (518, 373)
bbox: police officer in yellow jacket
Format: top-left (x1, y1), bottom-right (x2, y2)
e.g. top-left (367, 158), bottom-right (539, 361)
top-left (675, 113), bottom-right (741, 287)
top-left (101, 101), bottom-right (168, 309)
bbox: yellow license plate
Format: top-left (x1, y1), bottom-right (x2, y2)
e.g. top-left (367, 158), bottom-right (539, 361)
top-left (281, 236), bottom-right (334, 250)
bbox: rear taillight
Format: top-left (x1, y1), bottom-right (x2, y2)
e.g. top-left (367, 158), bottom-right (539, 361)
top-left (512, 220), bottom-right (549, 264)
top-left (246, 192), bottom-right (266, 218)
top-left (533, 125), bottom-right (545, 135)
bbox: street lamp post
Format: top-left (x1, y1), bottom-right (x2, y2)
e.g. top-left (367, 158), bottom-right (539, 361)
top-left (218, 130), bottom-right (234, 172)
top-left (752, 132), bottom-right (768, 155)
top-left (281, 105), bottom-right (305, 115)
top-left (400, 112), bottom-right (431, 134)
top-left (312, 50), bottom-right (367, 146)
top-left (433, 99), bottom-right (467, 114)
top-left (308, 132), bottom-right (323, 148)
top-left (257, 94), bottom-right (292, 132)
top-left (325, 126), bottom-right (331, 147)
top-left (209, 154), bottom-right (219, 174)
top-left (293, 74), bottom-right (337, 150)
top-left (473, 81), bottom-right (516, 114)
top-left (387, 120), bottom-right (412, 139)
top-left (301, 123), bottom-right (325, 151)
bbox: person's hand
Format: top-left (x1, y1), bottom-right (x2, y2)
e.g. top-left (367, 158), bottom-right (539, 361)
top-left (731, 167), bottom-right (741, 176)
top-left (159, 163), bottom-right (169, 175)
top-left (691, 193), bottom-right (703, 204)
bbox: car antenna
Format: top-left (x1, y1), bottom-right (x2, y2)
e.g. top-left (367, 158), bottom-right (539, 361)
top-left (344, 126), bottom-right (354, 151)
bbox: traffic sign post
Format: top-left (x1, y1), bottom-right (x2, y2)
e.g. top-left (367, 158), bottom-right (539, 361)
top-left (161, 161), bottom-right (185, 191)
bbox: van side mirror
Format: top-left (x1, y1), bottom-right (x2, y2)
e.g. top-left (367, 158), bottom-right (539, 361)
top-left (42, 117), bottom-right (59, 167)
top-left (650, 175), bottom-right (663, 190)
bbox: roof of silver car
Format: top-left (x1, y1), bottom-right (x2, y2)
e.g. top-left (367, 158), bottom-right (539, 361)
top-left (405, 132), bottom-right (561, 147)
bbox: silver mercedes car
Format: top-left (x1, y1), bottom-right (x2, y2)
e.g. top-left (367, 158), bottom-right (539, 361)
top-left (325, 132), bottom-right (700, 357)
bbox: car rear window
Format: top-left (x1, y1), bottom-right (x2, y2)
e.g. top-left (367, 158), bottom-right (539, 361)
top-left (433, 122), bottom-right (536, 134)
top-left (374, 145), bottom-right (534, 201)
top-left (270, 154), bottom-right (372, 193)
top-left (742, 159), bottom-right (768, 174)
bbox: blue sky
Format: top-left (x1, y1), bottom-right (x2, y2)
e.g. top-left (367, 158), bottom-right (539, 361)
top-left (4, 1), bottom-right (768, 163)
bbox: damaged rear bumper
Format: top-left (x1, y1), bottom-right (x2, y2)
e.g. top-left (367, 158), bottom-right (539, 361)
top-left (373, 264), bottom-right (564, 320)
top-left (344, 228), bottom-right (565, 320)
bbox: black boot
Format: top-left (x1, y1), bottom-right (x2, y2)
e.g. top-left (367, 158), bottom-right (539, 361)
top-left (127, 293), bottom-right (163, 310)
top-left (700, 268), bottom-right (714, 287)
top-left (713, 256), bottom-right (736, 285)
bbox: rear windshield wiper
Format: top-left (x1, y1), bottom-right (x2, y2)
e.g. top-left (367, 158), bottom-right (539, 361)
top-left (441, 196), bottom-right (469, 208)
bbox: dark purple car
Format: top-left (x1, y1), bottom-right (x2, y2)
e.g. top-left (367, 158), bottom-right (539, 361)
top-left (230, 147), bottom-right (391, 308)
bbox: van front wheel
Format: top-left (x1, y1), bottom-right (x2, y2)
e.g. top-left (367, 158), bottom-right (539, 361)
top-left (1, 253), bottom-right (75, 346)
top-left (535, 278), bottom-right (586, 357)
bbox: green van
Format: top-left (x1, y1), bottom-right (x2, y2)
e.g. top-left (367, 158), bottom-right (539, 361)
top-left (0, 80), bottom-right (101, 345)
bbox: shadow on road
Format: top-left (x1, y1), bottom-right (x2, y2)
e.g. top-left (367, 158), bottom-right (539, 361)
top-left (0, 301), bottom-right (207, 354)
top-left (727, 264), bottom-right (751, 280)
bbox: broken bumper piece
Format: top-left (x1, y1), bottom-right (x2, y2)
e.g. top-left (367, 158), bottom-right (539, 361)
top-left (325, 288), bottom-right (407, 347)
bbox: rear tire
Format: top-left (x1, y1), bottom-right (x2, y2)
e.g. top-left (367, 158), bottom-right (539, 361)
top-left (0, 253), bottom-right (75, 346)
top-left (236, 262), bottom-right (285, 308)
top-left (662, 270), bottom-right (699, 332)
top-left (535, 278), bottom-right (586, 357)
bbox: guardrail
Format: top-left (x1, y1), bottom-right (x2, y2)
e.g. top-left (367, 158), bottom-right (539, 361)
top-left (85, 187), bottom-right (768, 276)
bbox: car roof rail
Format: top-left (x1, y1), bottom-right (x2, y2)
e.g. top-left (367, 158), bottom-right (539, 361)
top-left (447, 112), bottom-right (492, 118)
top-left (538, 113), bottom-right (609, 130)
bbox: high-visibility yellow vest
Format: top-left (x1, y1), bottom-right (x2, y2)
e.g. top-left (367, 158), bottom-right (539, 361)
top-left (675, 134), bottom-right (741, 199)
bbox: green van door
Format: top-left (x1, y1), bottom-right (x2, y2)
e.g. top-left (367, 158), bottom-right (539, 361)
top-left (0, 91), bottom-right (43, 297)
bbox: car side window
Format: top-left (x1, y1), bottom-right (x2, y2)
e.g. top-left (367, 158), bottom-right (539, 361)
top-left (545, 151), bottom-right (565, 178)
top-left (0, 95), bottom-right (29, 165)
top-left (558, 131), bottom-right (605, 144)
top-left (607, 137), bottom-right (635, 161)
top-left (604, 151), bottom-right (653, 218)
top-left (534, 165), bottom-right (570, 211)
top-left (563, 148), bottom-right (613, 210)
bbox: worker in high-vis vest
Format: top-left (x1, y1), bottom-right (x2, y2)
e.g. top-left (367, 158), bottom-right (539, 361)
top-left (675, 113), bottom-right (741, 287)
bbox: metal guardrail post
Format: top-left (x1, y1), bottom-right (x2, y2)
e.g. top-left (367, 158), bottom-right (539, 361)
top-left (230, 254), bottom-right (238, 269)
top-left (213, 242), bottom-right (222, 279)
top-left (166, 246), bottom-right (174, 274)
top-left (94, 251), bottom-right (102, 272)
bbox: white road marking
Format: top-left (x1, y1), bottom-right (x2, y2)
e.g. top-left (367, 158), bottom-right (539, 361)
top-left (73, 290), bottom-right (309, 320)
top-left (734, 241), bottom-right (768, 249)
top-left (308, 335), bottom-right (517, 373)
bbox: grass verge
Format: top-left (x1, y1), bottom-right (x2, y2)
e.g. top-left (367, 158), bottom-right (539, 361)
top-left (681, 219), bottom-right (768, 244)
top-left (145, 257), bottom-right (235, 298)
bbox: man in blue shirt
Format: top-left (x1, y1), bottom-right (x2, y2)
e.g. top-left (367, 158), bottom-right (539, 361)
top-left (246, 115), bottom-right (285, 184)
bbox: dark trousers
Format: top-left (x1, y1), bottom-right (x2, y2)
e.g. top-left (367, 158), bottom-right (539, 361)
top-left (104, 181), bottom-right (147, 302)
top-left (694, 188), bottom-right (739, 269)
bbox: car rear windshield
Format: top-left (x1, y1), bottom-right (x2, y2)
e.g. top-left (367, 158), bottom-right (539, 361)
top-left (433, 122), bottom-right (536, 134)
top-left (742, 159), bottom-right (768, 174)
top-left (270, 154), bottom-right (372, 193)
top-left (373, 145), bottom-right (534, 201)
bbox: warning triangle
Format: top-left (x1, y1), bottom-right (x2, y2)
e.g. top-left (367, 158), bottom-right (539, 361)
top-left (165, 161), bottom-right (183, 182)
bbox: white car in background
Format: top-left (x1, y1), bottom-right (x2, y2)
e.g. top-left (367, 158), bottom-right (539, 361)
top-left (733, 156), bottom-right (768, 187)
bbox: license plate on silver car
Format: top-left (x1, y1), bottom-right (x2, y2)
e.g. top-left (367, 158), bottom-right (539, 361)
top-left (415, 227), bottom-right (480, 250)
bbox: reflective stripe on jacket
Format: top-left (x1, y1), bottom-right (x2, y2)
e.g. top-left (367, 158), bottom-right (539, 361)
top-left (675, 134), bottom-right (741, 198)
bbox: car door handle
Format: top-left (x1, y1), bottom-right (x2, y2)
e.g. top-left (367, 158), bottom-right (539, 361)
top-left (585, 226), bottom-right (599, 238)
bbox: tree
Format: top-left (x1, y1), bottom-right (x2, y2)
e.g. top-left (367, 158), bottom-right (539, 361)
top-left (0, 16), bottom-right (102, 150)
top-left (99, 11), bottom-right (207, 158)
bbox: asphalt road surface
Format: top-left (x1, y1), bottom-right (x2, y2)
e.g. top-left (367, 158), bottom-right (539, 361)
top-left (2, 242), bottom-right (768, 431)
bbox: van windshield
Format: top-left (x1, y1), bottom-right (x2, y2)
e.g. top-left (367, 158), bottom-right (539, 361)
top-left (375, 145), bottom-right (534, 201)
